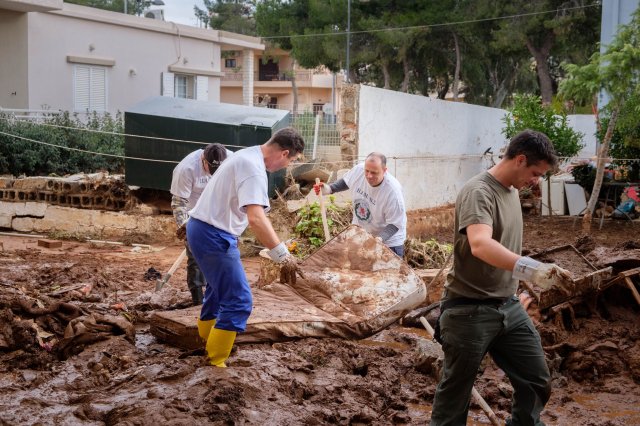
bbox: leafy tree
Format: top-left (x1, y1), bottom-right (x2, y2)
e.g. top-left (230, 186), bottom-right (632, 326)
top-left (195, 0), bottom-right (257, 35)
top-left (256, 0), bottom-right (347, 73)
top-left (559, 6), bottom-right (640, 231)
top-left (493, 0), bottom-right (601, 105)
top-left (254, 0), bottom-right (600, 107)
top-left (444, 1), bottom-right (532, 107)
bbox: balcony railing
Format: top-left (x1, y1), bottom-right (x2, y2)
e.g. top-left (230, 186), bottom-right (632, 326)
top-left (222, 70), bottom-right (313, 82)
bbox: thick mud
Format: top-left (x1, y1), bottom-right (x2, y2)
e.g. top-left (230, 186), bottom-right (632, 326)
top-left (1, 215), bottom-right (640, 425)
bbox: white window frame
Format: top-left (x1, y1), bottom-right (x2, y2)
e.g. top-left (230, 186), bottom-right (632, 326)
top-left (73, 64), bottom-right (108, 113)
top-left (162, 71), bottom-right (208, 101)
top-left (175, 74), bottom-right (196, 99)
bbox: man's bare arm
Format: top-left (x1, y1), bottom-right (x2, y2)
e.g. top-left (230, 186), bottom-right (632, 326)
top-left (466, 223), bottom-right (520, 271)
top-left (246, 204), bottom-right (280, 249)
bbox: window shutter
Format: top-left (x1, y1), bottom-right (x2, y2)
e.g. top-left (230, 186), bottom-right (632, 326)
top-left (162, 72), bottom-right (175, 97)
top-left (90, 67), bottom-right (107, 112)
top-left (196, 76), bottom-right (208, 101)
top-left (74, 65), bottom-right (90, 111)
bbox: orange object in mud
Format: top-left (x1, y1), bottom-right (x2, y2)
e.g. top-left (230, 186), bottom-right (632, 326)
top-left (111, 302), bottom-right (126, 311)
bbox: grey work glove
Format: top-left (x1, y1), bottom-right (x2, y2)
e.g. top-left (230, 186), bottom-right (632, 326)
top-left (268, 242), bottom-right (305, 286)
top-left (176, 223), bottom-right (187, 241)
top-left (513, 256), bottom-right (573, 291)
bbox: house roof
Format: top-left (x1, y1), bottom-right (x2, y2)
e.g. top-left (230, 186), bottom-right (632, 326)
top-left (126, 96), bottom-right (289, 128)
top-left (0, 0), bottom-right (62, 13)
top-left (41, 3), bottom-right (265, 52)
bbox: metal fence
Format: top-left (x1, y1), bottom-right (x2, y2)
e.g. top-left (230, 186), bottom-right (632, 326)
top-left (289, 113), bottom-right (342, 163)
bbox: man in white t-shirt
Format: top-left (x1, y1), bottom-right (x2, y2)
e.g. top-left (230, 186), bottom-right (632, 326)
top-left (170, 143), bottom-right (228, 305)
top-left (186, 127), bottom-right (305, 367)
top-left (314, 152), bottom-right (407, 256)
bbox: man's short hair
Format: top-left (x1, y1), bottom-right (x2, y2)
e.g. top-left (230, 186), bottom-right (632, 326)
top-left (203, 143), bottom-right (227, 173)
top-left (504, 130), bottom-right (558, 168)
top-left (266, 127), bottom-right (305, 158)
top-left (366, 152), bottom-right (387, 168)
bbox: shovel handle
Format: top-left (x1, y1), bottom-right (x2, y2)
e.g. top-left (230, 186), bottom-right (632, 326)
top-left (167, 248), bottom-right (188, 275)
top-left (315, 178), bottom-right (331, 243)
top-left (156, 248), bottom-right (187, 291)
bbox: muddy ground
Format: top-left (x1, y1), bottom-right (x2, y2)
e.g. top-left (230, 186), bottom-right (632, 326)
top-left (1, 214), bottom-right (640, 425)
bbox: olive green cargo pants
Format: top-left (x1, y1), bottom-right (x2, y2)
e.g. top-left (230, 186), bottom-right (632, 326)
top-left (430, 296), bottom-right (551, 426)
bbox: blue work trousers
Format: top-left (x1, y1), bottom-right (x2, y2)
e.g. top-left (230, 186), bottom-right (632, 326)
top-left (430, 296), bottom-right (551, 426)
top-left (186, 218), bottom-right (252, 332)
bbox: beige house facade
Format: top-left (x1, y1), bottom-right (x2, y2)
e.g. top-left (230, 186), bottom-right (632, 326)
top-left (0, 0), bottom-right (264, 115)
top-left (220, 47), bottom-right (343, 116)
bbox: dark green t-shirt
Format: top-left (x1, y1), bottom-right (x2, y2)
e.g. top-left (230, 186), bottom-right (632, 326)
top-left (444, 171), bottom-right (522, 299)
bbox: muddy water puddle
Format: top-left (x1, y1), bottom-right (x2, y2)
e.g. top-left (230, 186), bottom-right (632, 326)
top-left (558, 391), bottom-right (640, 424)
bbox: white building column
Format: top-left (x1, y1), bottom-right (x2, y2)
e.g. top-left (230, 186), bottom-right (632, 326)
top-left (242, 49), bottom-right (254, 106)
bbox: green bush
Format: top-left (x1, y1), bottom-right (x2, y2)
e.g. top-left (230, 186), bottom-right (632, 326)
top-left (502, 94), bottom-right (584, 159)
top-left (0, 111), bottom-right (124, 176)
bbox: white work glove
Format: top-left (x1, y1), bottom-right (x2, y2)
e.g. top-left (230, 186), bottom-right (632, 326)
top-left (268, 242), bottom-right (305, 285)
top-left (313, 182), bottom-right (332, 196)
top-left (513, 256), bottom-right (573, 291)
top-left (267, 242), bottom-right (290, 263)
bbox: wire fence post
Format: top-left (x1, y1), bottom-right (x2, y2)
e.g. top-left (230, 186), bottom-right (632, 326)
top-left (312, 114), bottom-right (320, 160)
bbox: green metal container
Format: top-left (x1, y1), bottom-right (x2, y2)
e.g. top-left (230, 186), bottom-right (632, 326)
top-left (124, 96), bottom-right (291, 195)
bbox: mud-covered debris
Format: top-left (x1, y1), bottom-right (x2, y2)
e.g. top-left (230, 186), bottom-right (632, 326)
top-left (414, 338), bottom-right (443, 376)
top-left (574, 234), bottom-right (596, 254)
top-left (57, 314), bottom-right (135, 360)
top-left (405, 238), bottom-right (452, 269)
top-left (615, 240), bottom-right (640, 250)
top-left (143, 267), bottom-right (162, 281)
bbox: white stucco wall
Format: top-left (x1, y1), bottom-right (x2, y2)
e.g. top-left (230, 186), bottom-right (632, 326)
top-left (0, 10), bottom-right (28, 108)
top-left (358, 85), bottom-right (506, 210)
top-left (567, 114), bottom-right (598, 159)
top-left (357, 85), bottom-right (598, 210)
top-left (0, 3), bottom-right (263, 115)
top-left (25, 7), bottom-right (224, 114)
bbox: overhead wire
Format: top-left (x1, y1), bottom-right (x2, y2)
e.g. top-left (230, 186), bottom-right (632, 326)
top-left (0, 115), bottom-right (250, 149)
top-left (0, 124), bottom-right (495, 165)
top-left (0, 130), bottom-right (178, 164)
top-left (2, 125), bottom-right (638, 169)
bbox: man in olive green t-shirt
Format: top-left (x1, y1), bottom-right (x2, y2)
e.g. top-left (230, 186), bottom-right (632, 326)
top-left (430, 130), bottom-right (572, 426)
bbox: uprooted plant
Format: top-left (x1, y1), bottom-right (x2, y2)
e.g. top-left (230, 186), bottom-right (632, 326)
top-left (404, 238), bottom-right (453, 269)
top-left (293, 198), bottom-right (350, 256)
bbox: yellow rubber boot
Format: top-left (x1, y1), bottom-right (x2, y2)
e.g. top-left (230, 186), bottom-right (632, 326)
top-left (206, 328), bottom-right (237, 368)
top-left (197, 319), bottom-right (215, 343)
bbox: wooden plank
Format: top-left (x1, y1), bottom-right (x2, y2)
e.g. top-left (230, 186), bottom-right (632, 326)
top-left (619, 266), bottom-right (640, 278)
top-left (624, 277), bottom-right (640, 307)
top-left (150, 305), bottom-right (202, 350)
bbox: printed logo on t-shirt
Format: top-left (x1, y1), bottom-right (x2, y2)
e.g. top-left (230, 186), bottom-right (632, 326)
top-left (354, 198), bottom-right (372, 222)
top-left (196, 176), bottom-right (209, 188)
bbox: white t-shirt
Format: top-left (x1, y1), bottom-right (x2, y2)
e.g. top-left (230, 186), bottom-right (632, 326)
top-left (170, 149), bottom-right (209, 209)
top-left (342, 163), bottom-right (407, 247)
top-left (189, 145), bottom-right (269, 236)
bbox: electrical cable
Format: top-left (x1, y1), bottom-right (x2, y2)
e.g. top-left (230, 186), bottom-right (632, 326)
top-left (0, 115), bottom-right (248, 149)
